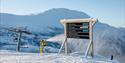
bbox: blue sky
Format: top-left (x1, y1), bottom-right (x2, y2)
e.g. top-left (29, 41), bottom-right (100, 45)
top-left (0, 0), bottom-right (125, 27)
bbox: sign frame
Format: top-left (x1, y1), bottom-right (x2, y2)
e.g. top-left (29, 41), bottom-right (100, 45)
top-left (58, 18), bottom-right (97, 58)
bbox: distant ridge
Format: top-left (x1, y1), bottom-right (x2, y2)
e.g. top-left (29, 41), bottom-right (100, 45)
top-left (0, 8), bottom-right (90, 31)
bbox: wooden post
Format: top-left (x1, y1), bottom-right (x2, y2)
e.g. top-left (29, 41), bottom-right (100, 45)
top-left (16, 32), bottom-right (22, 52)
top-left (58, 38), bottom-right (67, 54)
top-left (84, 20), bottom-right (93, 58)
top-left (58, 23), bottom-right (68, 54)
top-left (64, 23), bottom-right (68, 54)
top-left (64, 38), bottom-right (68, 54)
top-left (90, 21), bottom-right (94, 58)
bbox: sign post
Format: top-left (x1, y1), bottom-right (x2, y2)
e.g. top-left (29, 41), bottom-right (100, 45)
top-left (58, 18), bottom-right (96, 57)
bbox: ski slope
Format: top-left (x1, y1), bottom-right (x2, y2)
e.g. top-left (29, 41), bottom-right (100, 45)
top-left (0, 34), bottom-right (122, 63)
top-left (0, 50), bottom-right (118, 63)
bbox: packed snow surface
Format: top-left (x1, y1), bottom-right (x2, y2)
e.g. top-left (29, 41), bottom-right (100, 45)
top-left (0, 50), bottom-right (118, 63)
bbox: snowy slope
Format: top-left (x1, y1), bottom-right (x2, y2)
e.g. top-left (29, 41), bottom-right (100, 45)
top-left (46, 27), bottom-right (125, 63)
top-left (0, 8), bottom-right (125, 63)
top-left (0, 50), bottom-right (118, 63)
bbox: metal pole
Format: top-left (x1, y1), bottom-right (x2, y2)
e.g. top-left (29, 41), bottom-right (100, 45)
top-left (16, 32), bottom-right (22, 52)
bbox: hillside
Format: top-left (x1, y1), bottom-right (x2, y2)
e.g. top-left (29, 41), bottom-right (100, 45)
top-left (0, 8), bottom-right (125, 63)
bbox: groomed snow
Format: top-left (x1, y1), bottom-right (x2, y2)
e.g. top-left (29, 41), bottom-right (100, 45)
top-left (0, 50), bottom-right (118, 63)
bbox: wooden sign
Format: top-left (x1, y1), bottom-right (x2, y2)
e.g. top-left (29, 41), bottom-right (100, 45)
top-left (66, 22), bottom-right (89, 39)
top-left (59, 18), bottom-right (97, 56)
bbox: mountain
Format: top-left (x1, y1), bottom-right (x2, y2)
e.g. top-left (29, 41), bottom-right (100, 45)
top-left (0, 8), bottom-right (90, 32)
top-left (0, 8), bottom-right (125, 63)
top-left (0, 8), bottom-right (91, 52)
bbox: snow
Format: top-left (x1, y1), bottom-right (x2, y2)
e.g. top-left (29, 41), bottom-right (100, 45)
top-left (46, 34), bottom-right (122, 63)
top-left (47, 34), bottom-right (65, 43)
top-left (47, 34), bottom-right (89, 53)
top-left (44, 46), bottom-right (60, 53)
top-left (0, 50), bottom-right (118, 63)
top-left (0, 33), bottom-right (119, 63)
top-left (0, 32), bottom-right (123, 63)
top-left (0, 8), bottom-right (124, 63)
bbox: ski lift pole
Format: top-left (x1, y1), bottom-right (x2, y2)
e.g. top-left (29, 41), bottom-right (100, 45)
top-left (16, 32), bottom-right (22, 52)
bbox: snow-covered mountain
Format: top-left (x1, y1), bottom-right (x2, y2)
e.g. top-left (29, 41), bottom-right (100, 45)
top-left (0, 8), bottom-right (125, 63)
top-left (0, 8), bottom-right (90, 32)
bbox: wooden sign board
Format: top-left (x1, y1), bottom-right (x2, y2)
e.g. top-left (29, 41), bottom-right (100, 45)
top-left (59, 18), bottom-right (97, 56)
top-left (60, 18), bottom-right (96, 39)
top-left (66, 22), bottom-right (89, 39)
